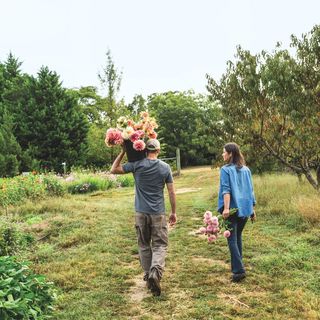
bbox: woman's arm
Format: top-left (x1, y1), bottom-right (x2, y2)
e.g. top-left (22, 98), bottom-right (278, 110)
top-left (222, 193), bottom-right (231, 219)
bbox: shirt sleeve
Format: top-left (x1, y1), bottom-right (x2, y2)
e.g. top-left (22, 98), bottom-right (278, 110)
top-left (220, 167), bottom-right (231, 195)
top-left (165, 166), bottom-right (173, 183)
top-left (122, 162), bottom-right (135, 173)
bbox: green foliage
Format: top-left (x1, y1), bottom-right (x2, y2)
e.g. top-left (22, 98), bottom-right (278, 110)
top-left (0, 220), bottom-right (34, 256)
top-left (0, 175), bottom-right (46, 211)
top-left (207, 25), bottom-right (320, 188)
top-left (0, 54), bottom-right (89, 174)
top-left (116, 175), bottom-right (135, 187)
top-left (66, 175), bottom-right (115, 194)
top-left (65, 172), bottom-right (134, 194)
top-left (147, 91), bottom-right (222, 166)
top-left (0, 256), bottom-right (56, 319)
top-left (42, 175), bottom-right (65, 197)
top-left (84, 124), bottom-right (119, 168)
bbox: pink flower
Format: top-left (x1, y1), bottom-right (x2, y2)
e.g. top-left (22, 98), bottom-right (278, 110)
top-left (148, 131), bottom-right (158, 139)
top-left (206, 225), bottom-right (214, 233)
top-left (130, 131), bottom-right (141, 142)
top-left (105, 128), bottom-right (123, 147)
top-left (209, 216), bottom-right (219, 226)
top-left (133, 139), bottom-right (146, 151)
top-left (208, 235), bottom-right (217, 243)
top-left (212, 227), bottom-right (219, 233)
top-left (199, 227), bottom-right (207, 234)
top-left (223, 230), bottom-right (231, 238)
top-left (203, 211), bottom-right (212, 219)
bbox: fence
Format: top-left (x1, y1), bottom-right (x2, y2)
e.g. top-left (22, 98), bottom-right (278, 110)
top-left (160, 148), bottom-right (181, 176)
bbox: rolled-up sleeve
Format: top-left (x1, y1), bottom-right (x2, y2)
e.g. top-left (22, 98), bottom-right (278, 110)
top-left (122, 162), bottom-right (134, 173)
top-left (220, 168), bottom-right (231, 195)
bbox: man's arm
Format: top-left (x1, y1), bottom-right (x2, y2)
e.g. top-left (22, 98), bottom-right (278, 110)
top-left (110, 149), bottom-right (126, 174)
top-left (166, 182), bottom-right (177, 225)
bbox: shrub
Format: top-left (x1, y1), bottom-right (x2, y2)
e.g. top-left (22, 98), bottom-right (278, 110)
top-left (0, 256), bottom-right (56, 319)
top-left (0, 220), bottom-right (34, 256)
top-left (66, 175), bottom-right (116, 194)
top-left (117, 175), bottom-right (135, 187)
top-left (0, 175), bottom-right (46, 212)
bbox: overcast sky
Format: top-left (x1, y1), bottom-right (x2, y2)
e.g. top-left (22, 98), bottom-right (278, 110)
top-left (1, 0), bottom-right (319, 102)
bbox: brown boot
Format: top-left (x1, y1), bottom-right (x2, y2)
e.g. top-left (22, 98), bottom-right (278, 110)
top-left (148, 274), bottom-right (161, 296)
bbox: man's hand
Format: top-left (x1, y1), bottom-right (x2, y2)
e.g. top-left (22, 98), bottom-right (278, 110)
top-left (169, 213), bottom-right (177, 226)
top-left (222, 208), bottom-right (230, 219)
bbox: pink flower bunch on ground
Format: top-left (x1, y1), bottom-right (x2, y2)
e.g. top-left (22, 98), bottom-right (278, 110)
top-left (105, 111), bottom-right (158, 151)
top-left (199, 209), bottom-right (237, 243)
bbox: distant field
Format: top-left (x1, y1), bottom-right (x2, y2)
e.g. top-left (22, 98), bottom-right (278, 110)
top-left (6, 167), bottom-right (320, 319)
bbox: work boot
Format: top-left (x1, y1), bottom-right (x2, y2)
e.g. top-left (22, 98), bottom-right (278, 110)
top-left (143, 273), bottom-right (151, 289)
top-left (148, 274), bottom-right (161, 296)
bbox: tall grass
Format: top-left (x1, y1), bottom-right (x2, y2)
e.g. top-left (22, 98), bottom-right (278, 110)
top-left (253, 172), bottom-right (320, 227)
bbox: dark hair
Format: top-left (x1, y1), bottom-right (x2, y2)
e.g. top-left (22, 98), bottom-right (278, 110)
top-left (224, 142), bottom-right (245, 168)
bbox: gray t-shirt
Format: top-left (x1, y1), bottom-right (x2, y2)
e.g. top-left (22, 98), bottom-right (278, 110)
top-left (122, 158), bottom-right (173, 214)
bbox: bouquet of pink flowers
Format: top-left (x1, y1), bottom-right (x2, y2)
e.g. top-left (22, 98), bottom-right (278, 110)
top-left (199, 209), bottom-right (237, 243)
top-left (105, 111), bottom-right (158, 152)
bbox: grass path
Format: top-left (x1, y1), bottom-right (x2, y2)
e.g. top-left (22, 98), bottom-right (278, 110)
top-left (25, 167), bottom-right (320, 319)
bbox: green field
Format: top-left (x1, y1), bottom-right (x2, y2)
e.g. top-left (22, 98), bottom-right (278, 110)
top-left (9, 167), bottom-right (320, 319)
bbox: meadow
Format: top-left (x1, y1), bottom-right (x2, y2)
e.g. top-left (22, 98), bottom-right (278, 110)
top-left (1, 167), bottom-right (320, 319)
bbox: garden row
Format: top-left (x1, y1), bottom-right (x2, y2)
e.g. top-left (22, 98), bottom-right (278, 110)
top-left (0, 172), bottom-right (134, 212)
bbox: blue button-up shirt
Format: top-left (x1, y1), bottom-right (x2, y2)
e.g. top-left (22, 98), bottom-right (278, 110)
top-left (218, 164), bottom-right (256, 217)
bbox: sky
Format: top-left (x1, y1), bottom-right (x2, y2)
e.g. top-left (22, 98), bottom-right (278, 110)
top-left (1, 0), bottom-right (319, 102)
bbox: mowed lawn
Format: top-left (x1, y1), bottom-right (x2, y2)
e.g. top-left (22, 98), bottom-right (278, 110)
top-left (22, 167), bottom-right (320, 319)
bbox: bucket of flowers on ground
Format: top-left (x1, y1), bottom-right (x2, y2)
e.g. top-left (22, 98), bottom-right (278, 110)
top-left (105, 111), bottom-right (158, 162)
top-left (198, 208), bottom-right (238, 243)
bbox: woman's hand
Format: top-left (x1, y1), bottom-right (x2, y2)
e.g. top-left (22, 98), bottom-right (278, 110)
top-left (222, 208), bottom-right (230, 219)
top-left (250, 210), bottom-right (256, 222)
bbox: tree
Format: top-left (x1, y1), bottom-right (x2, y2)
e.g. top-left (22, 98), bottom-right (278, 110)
top-left (207, 25), bottom-right (320, 190)
top-left (98, 49), bottom-right (127, 126)
top-left (10, 66), bottom-right (89, 172)
top-left (0, 55), bottom-right (22, 176)
top-left (0, 109), bottom-right (21, 177)
top-left (147, 91), bottom-right (222, 166)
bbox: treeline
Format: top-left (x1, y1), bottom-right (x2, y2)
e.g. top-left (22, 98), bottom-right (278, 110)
top-left (1, 25), bottom-right (319, 191)
top-left (0, 51), bottom-right (222, 176)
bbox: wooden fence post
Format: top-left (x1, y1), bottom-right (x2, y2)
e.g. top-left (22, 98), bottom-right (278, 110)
top-left (176, 148), bottom-right (181, 176)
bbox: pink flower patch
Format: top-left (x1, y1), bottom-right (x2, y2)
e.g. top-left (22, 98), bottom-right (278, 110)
top-left (133, 139), bottom-right (146, 151)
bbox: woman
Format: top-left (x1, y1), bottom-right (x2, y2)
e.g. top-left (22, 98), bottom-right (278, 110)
top-left (217, 142), bottom-right (256, 282)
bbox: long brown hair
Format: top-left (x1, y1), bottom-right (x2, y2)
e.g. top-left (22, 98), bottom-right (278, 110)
top-left (224, 142), bottom-right (245, 168)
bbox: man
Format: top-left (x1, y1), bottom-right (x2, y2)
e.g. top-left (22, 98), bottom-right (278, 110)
top-left (111, 138), bottom-right (177, 296)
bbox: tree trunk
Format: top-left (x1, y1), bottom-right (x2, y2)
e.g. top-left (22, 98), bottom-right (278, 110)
top-left (303, 168), bottom-right (319, 192)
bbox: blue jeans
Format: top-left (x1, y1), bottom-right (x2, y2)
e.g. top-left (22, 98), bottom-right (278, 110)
top-left (227, 215), bottom-right (248, 274)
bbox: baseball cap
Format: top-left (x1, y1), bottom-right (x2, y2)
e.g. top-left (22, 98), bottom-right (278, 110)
top-left (146, 139), bottom-right (161, 151)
